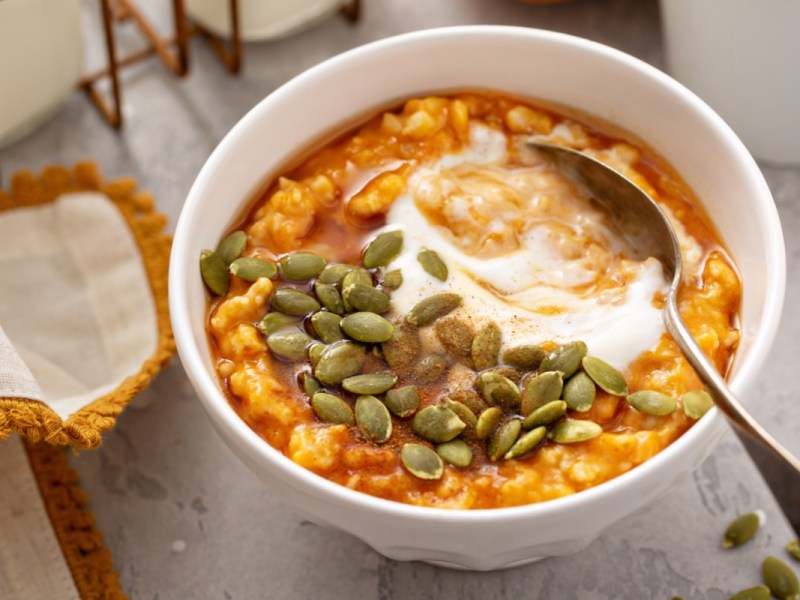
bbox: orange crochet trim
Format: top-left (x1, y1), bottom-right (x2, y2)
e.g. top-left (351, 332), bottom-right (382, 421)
top-left (24, 440), bottom-right (127, 600)
top-left (0, 162), bottom-right (175, 448)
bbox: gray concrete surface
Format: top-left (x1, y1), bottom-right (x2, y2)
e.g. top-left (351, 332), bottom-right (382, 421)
top-left (1, 0), bottom-right (798, 598)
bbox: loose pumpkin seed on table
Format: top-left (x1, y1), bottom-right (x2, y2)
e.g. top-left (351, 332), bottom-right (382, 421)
top-left (355, 395), bottom-right (392, 443)
top-left (311, 392), bottom-right (355, 425)
top-left (417, 248), bottom-right (448, 281)
top-left (216, 230), bottom-right (247, 265)
top-left (401, 443), bottom-right (443, 480)
top-left (230, 256), bottom-right (277, 281)
top-left (722, 512), bottom-right (761, 548)
top-left (788, 539), bottom-right (800, 561)
top-left (762, 556), bottom-right (800, 600)
top-left (200, 249), bottom-right (229, 295)
top-left (363, 230), bottom-right (404, 268)
top-left (272, 288), bottom-right (321, 315)
top-left (730, 586), bottom-right (771, 600)
top-left (540, 341), bottom-right (587, 378)
top-left (278, 252), bottom-right (326, 280)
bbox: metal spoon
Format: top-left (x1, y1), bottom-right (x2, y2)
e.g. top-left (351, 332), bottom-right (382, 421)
top-left (530, 141), bottom-right (800, 536)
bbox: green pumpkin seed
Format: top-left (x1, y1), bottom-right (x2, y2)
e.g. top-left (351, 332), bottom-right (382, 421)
top-left (267, 332), bottom-right (312, 361)
top-left (763, 556), bottom-right (799, 600)
top-left (355, 395), bottom-right (392, 443)
top-left (477, 371), bottom-right (521, 408)
top-left (382, 322), bottom-right (421, 375)
top-left (230, 257), bottom-right (277, 281)
top-left (730, 586), bottom-right (771, 600)
top-left (582, 356), bottom-right (628, 396)
top-left (549, 420), bottom-right (602, 443)
top-left (562, 371), bottom-right (596, 412)
top-left (272, 288), bottom-right (321, 315)
top-left (406, 293), bottom-right (462, 327)
top-left (482, 366), bottom-right (522, 384)
top-left (417, 248), bottom-right (448, 281)
top-left (412, 353), bottom-right (448, 384)
top-left (301, 372), bottom-right (321, 396)
top-left (342, 373), bottom-right (397, 395)
top-left (384, 386), bottom-right (420, 418)
top-left (627, 390), bottom-right (677, 416)
top-left (256, 312), bottom-right (299, 336)
top-left (340, 312), bottom-right (395, 343)
top-left (314, 342), bottom-right (366, 385)
top-left (200, 249), bottom-right (230, 295)
top-left (382, 269), bottom-right (403, 290)
top-left (502, 344), bottom-right (545, 371)
top-left (401, 443), bottom-right (443, 480)
top-left (216, 231), bottom-right (248, 265)
top-left (472, 323), bottom-right (502, 371)
top-left (723, 512), bottom-right (761, 548)
top-left (448, 389), bottom-right (488, 415)
top-left (318, 263), bottom-right (353, 285)
top-left (505, 426), bottom-right (547, 460)
top-left (487, 419), bottom-right (522, 461)
top-left (434, 317), bottom-right (474, 357)
top-left (342, 283), bottom-right (390, 313)
top-left (475, 407), bottom-right (504, 440)
top-left (444, 399), bottom-right (478, 429)
top-left (436, 439), bottom-right (473, 467)
top-left (342, 268), bottom-right (373, 290)
top-left (520, 371), bottom-right (564, 416)
top-left (412, 405), bottom-right (465, 443)
top-left (311, 311), bottom-right (345, 343)
top-left (523, 400), bottom-right (567, 429)
top-left (682, 389), bottom-right (714, 420)
top-left (363, 230), bottom-right (404, 268)
top-left (314, 282), bottom-right (346, 315)
top-left (278, 252), bottom-right (326, 280)
top-left (308, 342), bottom-right (325, 366)
top-left (788, 539), bottom-right (800, 562)
top-left (541, 341), bottom-right (588, 378)
top-left (312, 392), bottom-right (355, 425)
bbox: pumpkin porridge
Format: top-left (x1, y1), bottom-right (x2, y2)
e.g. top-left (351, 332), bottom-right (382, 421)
top-left (200, 93), bottom-right (741, 509)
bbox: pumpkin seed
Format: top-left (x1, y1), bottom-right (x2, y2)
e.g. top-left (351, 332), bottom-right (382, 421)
top-left (541, 341), bottom-right (588, 378)
top-left (763, 556), bottom-right (799, 600)
top-left (314, 282), bottom-right (346, 315)
top-left (314, 342), bottom-right (366, 385)
top-left (406, 293), bottom-right (462, 327)
top-left (412, 353), bottom-right (448, 384)
top-left (682, 389), bottom-right (714, 420)
top-left (256, 312), bottom-right (299, 337)
top-left (502, 344), bottom-right (545, 371)
top-left (417, 248), bottom-right (448, 281)
top-left (505, 426), bottom-right (547, 460)
top-left (318, 263), bottom-right (353, 285)
top-left (342, 268), bottom-right (373, 290)
top-left (523, 400), bottom-right (567, 429)
top-left (310, 311), bottom-right (345, 343)
top-left (562, 371), bottom-right (596, 412)
top-left (342, 283), bottom-right (390, 313)
top-left (401, 443), bottom-right (443, 480)
top-left (278, 252), bottom-right (326, 280)
top-left (384, 386), bottom-right (420, 418)
top-left (471, 322), bottom-right (502, 371)
top-left (216, 230), bottom-right (247, 265)
top-left (520, 371), bottom-right (564, 416)
top-left (382, 269), bottom-right (403, 290)
top-left (355, 395), bottom-right (392, 443)
top-left (475, 407), bottom-right (504, 440)
top-left (230, 257), bottom-right (277, 281)
top-left (434, 317), bottom-right (474, 357)
top-left (477, 371), bottom-right (521, 408)
top-left (200, 249), bottom-right (229, 295)
top-left (582, 356), bottom-right (628, 396)
top-left (788, 539), bottom-right (800, 562)
top-left (436, 439), bottom-right (473, 467)
top-left (444, 399), bottom-right (478, 429)
top-left (448, 389), bottom-right (488, 415)
top-left (272, 288), bottom-right (321, 315)
top-left (412, 405), bottom-right (465, 443)
top-left (482, 366), bottom-right (522, 384)
top-left (308, 342), bottom-right (325, 366)
top-left (730, 586), bottom-right (771, 600)
top-left (382, 322), bottom-right (421, 375)
top-left (340, 312), bottom-right (395, 343)
top-left (267, 332), bottom-right (312, 361)
top-left (311, 392), bottom-right (354, 425)
top-left (549, 420), bottom-right (602, 443)
top-left (487, 419), bottom-right (522, 461)
top-left (301, 372), bottom-right (321, 396)
top-left (723, 512), bottom-right (761, 548)
top-left (342, 373), bottom-right (397, 395)
top-left (627, 390), bottom-right (677, 416)
top-left (363, 230), bottom-right (404, 268)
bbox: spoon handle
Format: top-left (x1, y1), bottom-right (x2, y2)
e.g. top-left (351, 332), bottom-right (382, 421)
top-left (665, 297), bottom-right (800, 536)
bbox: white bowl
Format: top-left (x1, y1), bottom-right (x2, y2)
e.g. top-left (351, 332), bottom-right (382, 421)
top-left (169, 26), bottom-right (785, 570)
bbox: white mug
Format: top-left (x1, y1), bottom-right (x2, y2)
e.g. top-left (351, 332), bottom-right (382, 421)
top-left (660, 0), bottom-right (800, 164)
